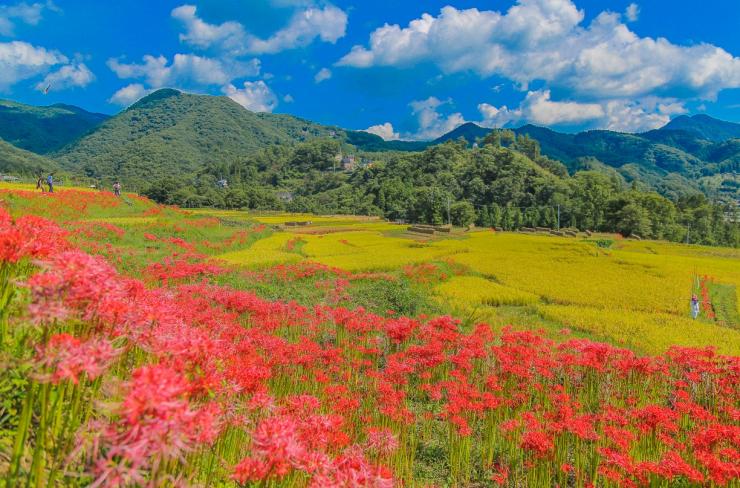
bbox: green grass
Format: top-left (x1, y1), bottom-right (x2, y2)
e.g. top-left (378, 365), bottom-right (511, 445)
top-left (708, 282), bottom-right (740, 329)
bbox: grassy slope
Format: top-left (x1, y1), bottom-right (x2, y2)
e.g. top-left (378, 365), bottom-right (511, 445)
top-left (0, 138), bottom-right (59, 175)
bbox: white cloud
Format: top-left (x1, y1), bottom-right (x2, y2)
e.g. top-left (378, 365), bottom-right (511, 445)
top-left (314, 67), bottom-right (331, 83)
top-left (35, 62), bottom-right (94, 92)
top-left (222, 80), bottom-right (278, 112)
top-left (107, 53), bottom-right (260, 88)
top-left (338, 0), bottom-right (740, 101)
top-left (0, 40), bottom-right (66, 90)
top-left (0, 1), bottom-right (58, 36)
top-left (171, 3), bottom-right (347, 55)
top-left (108, 83), bottom-right (151, 106)
top-left (246, 5), bottom-right (347, 54)
top-left (601, 100), bottom-right (670, 132)
top-left (283, 93), bottom-right (294, 103)
top-left (408, 97), bottom-right (466, 140)
top-left (364, 122), bottom-right (400, 141)
top-left (478, 90), bottom-right (675, 132)
top-left (624, 3), bottom-right (640, 22)
top-left (171, 4), bottom-right (246, 53)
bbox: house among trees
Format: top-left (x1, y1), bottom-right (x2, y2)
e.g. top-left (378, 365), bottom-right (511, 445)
top-left (216, 178), bottom-right (228, 188)
top-left (276, 190), bottom-right (294, 202)
top-left (341, 154), bottom-right (356, 171)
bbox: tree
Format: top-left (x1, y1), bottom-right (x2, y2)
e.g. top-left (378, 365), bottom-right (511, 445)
top-left (615, 202), bottom-right (651, 237)
top-left (482, 131), bottom-right (500, 148)
top-left (450, 201), bottom-right (476, 226)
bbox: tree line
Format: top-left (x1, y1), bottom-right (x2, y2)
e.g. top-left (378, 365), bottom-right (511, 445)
top-left (142, 135), bottom-right (739, 247)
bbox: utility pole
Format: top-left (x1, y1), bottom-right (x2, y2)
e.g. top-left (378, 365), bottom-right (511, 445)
top-left (556, 204), bottom-right (561, 231)
top-left (447, 196), bottom-right (451, 226)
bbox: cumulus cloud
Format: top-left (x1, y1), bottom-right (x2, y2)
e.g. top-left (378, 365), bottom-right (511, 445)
top-left (246, 5), bottom-right (347, 54)
top-left (338, 0), bottom-right (740, 101)
top-left (624, 3), bottom-right (640, 22)
top-left (108, 83), bottom-right (151, 106)
top-left (478, 90), bottom-right (679, 132)
top-left (314, 67), bottom-right (331, 83)
top-left (0, 40), bottom-right (67, 90)
top-left (222, 80), bottom-right (278, 112)
top-left (171, 3), bottom-right (347, 55)
top-left (107, 54), bottom-right (260, 88)
top-left (171, 5), bottom-right (246, 53)
top-left (479, 90), bottom-right (604, 127)
top-left (35, 62), bottom-right (94, 92)
top-left (0, 1), bottom-right (58, 36)
top-left (408, 97), bottom-right (466, 140)
top-left (364, 122), bottom-right (400, 141)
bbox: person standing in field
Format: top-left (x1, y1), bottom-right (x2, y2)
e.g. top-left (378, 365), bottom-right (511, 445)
top-left (691, 294), bottom-right (700, 319)
top-left (36, 173), bottom-right (45, 192)
top-left (113, 181), bottom-right (121, 197)
top-left (46, 173), bottom-right (54, 193)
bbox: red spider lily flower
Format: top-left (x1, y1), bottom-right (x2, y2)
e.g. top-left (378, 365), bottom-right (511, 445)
top-left (35, 333), bottom-right (119, 384)
top-left (490, 463), bottom-right (510, 485)
top-left (365, 428), bottom-right (399, 455)
top-left (521, 430), bottom-right (554, 458)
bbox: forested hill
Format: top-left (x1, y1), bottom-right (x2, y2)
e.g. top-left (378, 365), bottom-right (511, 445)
top-left (660, 114), bottom-right (740, 142)
top-left (0, 99), bottom-right (109, 154)
top-left (140, 136), bottom-right (739, 247)
top-left (0, 88), bottom-right (737, 207)
top-left (54, 89), bottom-right (340, 187)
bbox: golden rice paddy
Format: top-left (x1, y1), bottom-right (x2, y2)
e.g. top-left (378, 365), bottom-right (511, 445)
top-left (212, 212), bottom-right (740, 355)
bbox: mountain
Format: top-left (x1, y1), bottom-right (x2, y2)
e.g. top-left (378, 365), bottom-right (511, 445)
top-left (344, 130), bottom-right (429, 152)
top-left (0, 99), bottom-right (109, 154)
top-left (55, 89), bottom-right (340, 184)
top-left (513, 125), bottom-right (707, 175)
top-left (659, 114), bottom-right (740, 142)
top-left (0, 137), bottom-right (59, 175)
top-left (433, 122), bottom-right (490, 144)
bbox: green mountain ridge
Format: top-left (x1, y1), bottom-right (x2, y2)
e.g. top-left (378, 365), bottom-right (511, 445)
top-left (0, 89), bottom-right (738, 202)
top-left (660, 114), bottom-right (740, 142)
top-left (0, 99), bottom-right (109, 154)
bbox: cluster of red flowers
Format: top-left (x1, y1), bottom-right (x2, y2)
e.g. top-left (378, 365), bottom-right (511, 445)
top-left (3, 200), bottom-right (740, 487)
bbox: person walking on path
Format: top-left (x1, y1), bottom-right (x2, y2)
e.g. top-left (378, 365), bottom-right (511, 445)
top-left (35, 173), bottom-right (45, 192)
top-left (46, 173), bottom-right (54, 193)
top-left (113, 181), bottom-right (121, 197)
top-left (691, 294), bottom-right (700, 319)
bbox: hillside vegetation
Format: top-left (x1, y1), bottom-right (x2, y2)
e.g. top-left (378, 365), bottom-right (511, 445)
top-left (145, 135), bottom-right (739, 247)
top-left (0, 99), bottom-right (108, 154)
top-left (0, 137), bottom-right (58, 175)
top-left (54, 89), bottom-right (339, 187)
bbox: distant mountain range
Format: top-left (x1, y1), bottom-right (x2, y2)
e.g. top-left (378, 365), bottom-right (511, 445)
top-left (0, 99), bottom-right (109, 154)
top-left (0, 89), bottom-right (737, 201)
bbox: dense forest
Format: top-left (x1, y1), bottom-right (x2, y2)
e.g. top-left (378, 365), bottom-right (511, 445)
top-left (142, 133), bottom-right (740, 247)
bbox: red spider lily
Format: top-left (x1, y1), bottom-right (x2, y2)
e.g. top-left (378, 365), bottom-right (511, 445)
top-left (35, 333), bottom-right (119, 384)
top-left (0, 208), bottom-right (69, 263)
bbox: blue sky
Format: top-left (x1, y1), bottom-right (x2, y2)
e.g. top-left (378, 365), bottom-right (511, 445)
top-left (1, 0), bottom-right (740, 140)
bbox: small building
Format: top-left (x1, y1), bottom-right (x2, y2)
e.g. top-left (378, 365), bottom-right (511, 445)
top-left (277, 191), bottom-right (294, 203)
top-left (217, 179), bottom-right (228, 188)
top-left (341, 155), bottom-right (356, 171)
